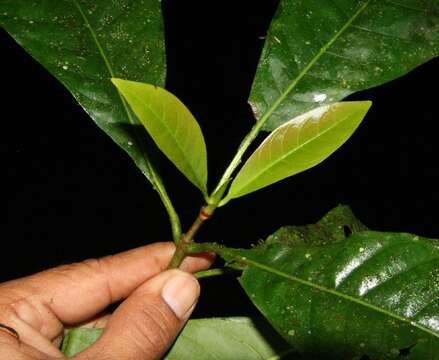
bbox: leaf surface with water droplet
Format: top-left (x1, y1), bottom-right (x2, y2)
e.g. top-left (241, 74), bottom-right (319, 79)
top-left (251, 0), bottom-right (439, 130)
top-left (0, 0), bottom-right (166, 187)
top-left (217, 207), bottom-right (439, 359)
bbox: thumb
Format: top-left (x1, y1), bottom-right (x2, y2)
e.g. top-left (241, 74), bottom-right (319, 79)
top-left (76, 269), bottom-right (200, 360)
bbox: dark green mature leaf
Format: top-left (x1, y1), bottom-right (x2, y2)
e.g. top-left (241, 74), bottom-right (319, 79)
top-left (251, 0), bottom-right (439, 130)
top-left (61, 318), bottom-right (294, 359)
top-left (264, 205), bottom-right (368, 247)
top-left (222, 102), bottom-right (371, 203)
top-left (0, 0), bottom-right (166, 183)
top-left (227, 208), bottom-right (439, 359)
top-left (112, 79), bottom-right (208, 195)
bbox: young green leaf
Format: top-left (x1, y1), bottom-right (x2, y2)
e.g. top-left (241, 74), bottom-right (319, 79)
top-left (251, 0), bottom-right (439, 130)
top-left (112, 78), bottom-right (208, 195)
top-left (221, 101), bottom-right (371, 204)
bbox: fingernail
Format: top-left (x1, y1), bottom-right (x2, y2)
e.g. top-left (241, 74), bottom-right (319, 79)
top-left (161, 272), bottom-right (200, 320)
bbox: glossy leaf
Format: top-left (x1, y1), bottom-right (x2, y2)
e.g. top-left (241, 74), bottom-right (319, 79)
top-left (251, 0), bottom-right (439, 130)
top-left (61, 318), bottom-right (294, 359)
top-left (0, 0), bottom-right (166, 186)
top-left (112, 78), bottom-right (208, 194)
top-left (222, 102), bottom-right (371, 203)
top-left (221, 207), bottom-right (439, 359)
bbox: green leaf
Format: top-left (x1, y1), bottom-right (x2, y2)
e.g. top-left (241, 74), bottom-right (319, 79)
top-left (112, 78), bottom-right (208, 194)
top-left (0, 0), bottom-right (165, 186)
top-left (222, 102), bottom-right (371, 203)
top-left (264, 205), bottom-right (368, 247)
top-left (226, 208), bottom-right (439, 359)
top-left (165, 317), bottom-right (293, 359)
top-left (0, 0), bottom-right (183, 240)
top-left (251, 0), bottom-right (439, 131)
top-left (61, 328), bottom-right (102, 357)
top-left (61, 318), bottom-right (294, 359)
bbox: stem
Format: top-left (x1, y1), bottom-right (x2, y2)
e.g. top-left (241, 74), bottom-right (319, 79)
top-left (152, 174), bottom-right (182, 242)
top-left (195, 268), bottom-right (235, 279)
top-left (168, 205), bottom-right (216, 268)
top-left (186, 242), bottom-right (225, 254)
top-left (168, 247), bottom-right (186, 268)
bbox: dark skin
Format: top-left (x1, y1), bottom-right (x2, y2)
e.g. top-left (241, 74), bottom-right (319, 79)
top-left (0, 242), bottom-right (213, 359)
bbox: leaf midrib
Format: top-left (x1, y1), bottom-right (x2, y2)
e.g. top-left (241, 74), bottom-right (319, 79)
top-left (72, 0), bottom-right (148, 163)
top-left (240, 256), bottom-right (439, 339)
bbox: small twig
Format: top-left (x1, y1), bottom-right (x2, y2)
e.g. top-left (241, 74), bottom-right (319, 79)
top-left (168, 205), bottom-right (216, 269)
top-left (180, 206), bottom-right (213, 245)
top-left (195, 268), bottom-right (238, 279)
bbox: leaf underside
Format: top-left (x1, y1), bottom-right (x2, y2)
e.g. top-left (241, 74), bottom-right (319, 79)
top-left (0, 0), bottom-right (166, 183)
top-left (223, 101), bottom-right (371, 202)
top-left (61, 317), bottom-right (294, 359)
top-left (251, 0), bottom-right (439, 130)
top-left (112, 79), bottom-right (207, 195)
top-left (112, 78), bottom-right (208, 194)
top-left (225, 206), bottom-right (439, 359)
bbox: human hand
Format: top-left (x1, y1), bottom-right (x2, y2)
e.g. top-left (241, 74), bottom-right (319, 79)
top-left (0, 242), bottom-right (213, 359)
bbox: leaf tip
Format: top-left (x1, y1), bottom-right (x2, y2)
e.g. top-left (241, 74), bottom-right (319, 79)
top-left (110, 77), bottom-right (123, 87)
top-left (361, 100), bottom-right (373, 111)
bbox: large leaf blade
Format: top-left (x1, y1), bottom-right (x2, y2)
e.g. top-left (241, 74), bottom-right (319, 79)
top-left (251, 0), bottom-right (439, 130)
top-left (227, 208), bottom-right (439, 359)
top-left (112, 78), bottom-right (208, 194)
top-left (0, 0), bottom-right (165, 184)
top-left (223, 101), bottom-right (371, 203)
top-left (61, 318), bottom-right (293, 359)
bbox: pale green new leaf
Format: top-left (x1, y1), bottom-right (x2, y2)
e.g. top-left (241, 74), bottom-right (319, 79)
top-left (61, 318), bottom-right (293, 359)
top-left (112, 78), bottom-right (208, 195)
top-left (222, 101), bottom-right (371, 203)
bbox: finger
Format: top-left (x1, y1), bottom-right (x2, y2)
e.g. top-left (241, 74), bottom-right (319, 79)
top-left (181, 251), bottom-right (216, 272)
top-left (0, 242), bottom-right (212, 328)
top-left (73, 313), bottom-right (111, 330)
top-left (0, 302), bottom-right (64, 358)
top-left (0, 330), bottom-right (55, 360)
top-left (77, 269), bottom-right (200, 360)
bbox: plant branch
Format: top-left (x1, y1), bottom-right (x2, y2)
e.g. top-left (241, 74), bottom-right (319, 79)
top-left (195, 268), bottom-right (237, 279)
top-left (152, 173), bottom-right (182, 242)
top-left (168, 205), bottom-right (216, 268)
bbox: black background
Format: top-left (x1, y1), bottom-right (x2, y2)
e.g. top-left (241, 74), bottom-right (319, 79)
top-left (1, 1), bottom-right (438, 317)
